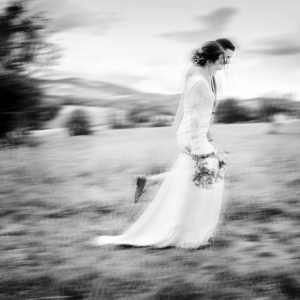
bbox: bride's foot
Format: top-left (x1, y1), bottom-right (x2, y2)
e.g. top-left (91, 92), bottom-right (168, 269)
top-left (134, 176), bottom-right (147, 203)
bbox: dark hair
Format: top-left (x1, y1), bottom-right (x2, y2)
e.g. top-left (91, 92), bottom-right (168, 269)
top-left (215, 38), bottom-right (235, 51)
top-left (192, 41), bottom-right (224, 67)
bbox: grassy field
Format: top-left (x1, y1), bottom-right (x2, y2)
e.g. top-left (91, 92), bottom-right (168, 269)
top-left (0, 122), bottom-right (299, 299)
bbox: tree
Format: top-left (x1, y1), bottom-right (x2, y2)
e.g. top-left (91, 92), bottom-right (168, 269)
top-left (216, 98), bottom-right (252, 123)
top-left (0, 0), bottom-right (59, 139)
top-left (66, 109), bottom-right (92, 136)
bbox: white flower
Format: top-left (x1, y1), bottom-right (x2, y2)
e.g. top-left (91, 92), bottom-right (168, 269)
top-left (204, 157), bottom-right (219, 171)
top-left (193, 152), bottom-right (228, 189)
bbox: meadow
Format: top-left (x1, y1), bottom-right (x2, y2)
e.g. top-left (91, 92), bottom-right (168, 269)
top-left (0, 122), bottom-right (299, 299)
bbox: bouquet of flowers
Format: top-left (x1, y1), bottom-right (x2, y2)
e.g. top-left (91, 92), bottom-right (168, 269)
top-left (192, 152), bottom-right (228, 189)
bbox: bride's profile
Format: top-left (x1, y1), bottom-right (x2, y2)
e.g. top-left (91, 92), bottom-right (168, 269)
top-left (94, 41), bottom-right (227, 249)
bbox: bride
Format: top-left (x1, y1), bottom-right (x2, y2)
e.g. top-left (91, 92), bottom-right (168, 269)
top-left (94, 41), bottom-right (226, 249)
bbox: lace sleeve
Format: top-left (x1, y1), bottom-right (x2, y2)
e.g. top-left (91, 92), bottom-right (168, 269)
top-left (188, 80), bottom-right (215, 155)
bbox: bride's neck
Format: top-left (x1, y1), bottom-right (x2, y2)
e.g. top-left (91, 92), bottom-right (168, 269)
top-left (194, 66), bottom-right (211, 81)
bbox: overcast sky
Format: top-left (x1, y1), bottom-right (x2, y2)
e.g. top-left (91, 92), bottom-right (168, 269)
top-left (2, 0), bottom-right (300, 99)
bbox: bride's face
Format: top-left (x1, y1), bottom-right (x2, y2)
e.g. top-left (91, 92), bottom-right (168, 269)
top-left (209, 54), bottom-right (225, 75)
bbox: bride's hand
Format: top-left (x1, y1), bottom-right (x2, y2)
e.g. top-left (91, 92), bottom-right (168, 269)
top-left (192, 154), bottom-right (201, 161)
top-left (182, 144), bottom-right (191, 156)
top-left (184, 143), bottom-right (191, 153)
top-left (192, 154), bottom-right (207, 161)
top-left (185, 143), bottom-right (215, 161)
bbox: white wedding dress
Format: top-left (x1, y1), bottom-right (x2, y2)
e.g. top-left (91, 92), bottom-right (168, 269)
top-left (94, 75), bottom-right (224, 249)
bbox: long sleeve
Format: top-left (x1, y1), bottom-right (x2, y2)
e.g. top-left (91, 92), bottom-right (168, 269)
top-left (188, 80), bottom-right (215, 155)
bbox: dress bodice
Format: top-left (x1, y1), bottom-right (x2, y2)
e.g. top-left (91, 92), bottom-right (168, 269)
top-left (177, 75), bottom-right (215, 155)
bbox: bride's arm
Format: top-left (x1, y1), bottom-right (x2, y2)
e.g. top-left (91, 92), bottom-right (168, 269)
top-left (189, 80), bottom-right (215, 159)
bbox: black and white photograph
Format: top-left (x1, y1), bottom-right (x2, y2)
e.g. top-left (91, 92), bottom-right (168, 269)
top-left (0, 0), bottom-right (299, 299)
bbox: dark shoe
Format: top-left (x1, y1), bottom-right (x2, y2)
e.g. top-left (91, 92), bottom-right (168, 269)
top-left (134, 176), bottom-right (147, 203)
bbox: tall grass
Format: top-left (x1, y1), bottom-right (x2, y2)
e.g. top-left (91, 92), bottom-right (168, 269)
top-left (0, 123), bottom-right (299, 299)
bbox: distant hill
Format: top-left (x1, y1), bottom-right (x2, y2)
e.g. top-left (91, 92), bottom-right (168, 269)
top-left (45, 105), bottom-right (126, 129)
top-left (39, 77), bottom-right (181, 115)
top-left (38, 77), bottom-right (300, 129)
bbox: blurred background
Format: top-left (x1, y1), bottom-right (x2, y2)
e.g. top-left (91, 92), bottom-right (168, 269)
top-left (1, 0), bottom-right (300, 135)
top-left (0, 0), bottom-right (299, 299)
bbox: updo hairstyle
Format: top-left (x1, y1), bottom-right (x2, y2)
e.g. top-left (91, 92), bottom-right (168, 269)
top-left (192, 41), bottom-right (225, 67)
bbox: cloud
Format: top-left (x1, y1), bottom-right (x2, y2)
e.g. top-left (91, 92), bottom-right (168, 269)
top-left (248, 32), bottom-right (300, 56)
top-left (195, 7), bottom-right (237, 31)
top-left (249, 45), bottom-right (300, 56)
top-left (28, 0), bottom-right (121, 35)
top-left (157, 7), bottom-right (238, 43)
top-left (50, 11), bottom-right (121, 35)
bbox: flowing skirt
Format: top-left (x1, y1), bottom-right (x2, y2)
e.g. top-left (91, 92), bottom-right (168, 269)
top-left (93, 134), bottom-right (224, 249)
